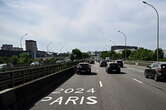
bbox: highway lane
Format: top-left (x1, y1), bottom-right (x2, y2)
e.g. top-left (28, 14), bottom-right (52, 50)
top-left (30, 63), bottom-right (166, 110)
top-left (125, 64), bottom-right (166, 93)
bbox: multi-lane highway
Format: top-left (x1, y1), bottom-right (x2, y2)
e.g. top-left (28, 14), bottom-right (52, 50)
top-left (30, 62), bottom-right (166, 110)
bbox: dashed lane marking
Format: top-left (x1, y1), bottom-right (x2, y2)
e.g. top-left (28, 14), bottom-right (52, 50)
top-left (132, 78), bottom-right (143, 84)
top-left (99, 81), bottom-right (103, 88)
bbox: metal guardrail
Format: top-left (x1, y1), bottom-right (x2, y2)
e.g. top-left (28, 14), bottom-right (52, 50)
top-left (0, 61), bottom-right (80, 91)
top-left (124, 60), bottom-right (156, 66)
top-left (0, 62), bottom-right (67, 72)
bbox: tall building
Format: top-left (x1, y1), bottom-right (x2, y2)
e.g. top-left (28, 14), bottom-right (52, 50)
top-left (25, 40), bottom-right (38, 58)
top-left (111, 45), bottom-right (138, 51)
top-left (1, 44), bottom-right (23, 51)
top-left (1, 44), bottom-right (13, 51)
top-left (25, 40), bottom-right (38, 52)
top-left (0, 44), bottom-right (24, 57)
top-left (12, 47), bottom-right (23, 51)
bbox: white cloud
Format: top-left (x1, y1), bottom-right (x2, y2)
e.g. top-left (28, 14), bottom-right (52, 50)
top-left (0, 0), bottom-right (166, 52)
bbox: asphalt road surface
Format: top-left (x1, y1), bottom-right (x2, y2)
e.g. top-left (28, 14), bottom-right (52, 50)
top-left (30, 63), bottom-right (166, 110)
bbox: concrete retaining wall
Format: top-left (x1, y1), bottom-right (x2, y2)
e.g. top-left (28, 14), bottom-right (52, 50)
top-left (0, 67), bottom-right (75, 110)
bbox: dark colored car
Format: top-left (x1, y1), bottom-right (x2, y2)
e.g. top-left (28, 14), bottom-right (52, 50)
top-left (76, 63), bottom-right (91, 74)
top-left (144, 62), bottom-right (166, 81)
top-left (100, 61), bottom-right (107, 67)
top-left (106, 63), bottom-right (121, 73)
top-left (116, 60), bottom-right (124, 68)
top-left (89, 60), bottom-right (95, 64)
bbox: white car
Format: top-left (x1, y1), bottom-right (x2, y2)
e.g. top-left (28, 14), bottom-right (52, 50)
top-left (30, 61), bottom-right (40, 66)
top-left (0, 64), bottom-right (7, 69)
top-left (56, 60), bottom-right (65, 63)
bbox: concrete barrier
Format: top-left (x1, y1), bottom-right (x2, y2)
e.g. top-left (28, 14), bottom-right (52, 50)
top-left (0, 61), bottom-right (78, 91)
top-left (125, 61), bottom-right (155, 66)
top-left (0, 67), bottom-right (75, 110)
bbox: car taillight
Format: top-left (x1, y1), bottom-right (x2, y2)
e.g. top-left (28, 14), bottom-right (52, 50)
top-left (157, 68), bottom-right (161, 72)
top-left (77, 65), bottom-right (81, 68)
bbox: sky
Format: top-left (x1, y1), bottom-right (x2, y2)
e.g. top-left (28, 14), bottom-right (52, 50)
top-left (0, 0), bottom-right (166, 52)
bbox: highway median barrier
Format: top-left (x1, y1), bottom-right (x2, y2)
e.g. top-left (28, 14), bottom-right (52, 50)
top-left (124, 61), bottom-right (155, 66)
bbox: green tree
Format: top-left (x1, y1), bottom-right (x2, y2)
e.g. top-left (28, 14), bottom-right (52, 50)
top-left (112, 53), bottom-right (122, 60)
top-left (0, 57), bottom-right (5, 64)
top-left (122, 49), bottom-right (131, 59)
top-left (0, 57), bottom-right (10, 64)
top-left (129, 48), bottom-right (154, 61)
top-left (47, 58), bottom-right (57, 64)
top-left (82, 53), bottom-right (90, 59)
top-left (18, 53), bottom-right (32, 64)
top-left (70, 54), bottom-right (75, 61)
top-left (153, 48), bottom-right (164, 60)
top-left (70, 49), bottom-right (83, 60)
top-left (129, 51), bottom-right (137, 60)
top-left (100, 50), bottom-right (122, 60)
top-left (100, 51), bottom-right (110, 59)
top-left (110, 50), bottom-right (123, 60)
top-left (140, 49), bottom-right (153, 61)
top-left (10, 56), bottom-right (18, 65)
top-left (110, 50), bottom-right (116, 58)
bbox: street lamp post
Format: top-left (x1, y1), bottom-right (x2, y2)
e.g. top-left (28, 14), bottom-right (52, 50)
top-left (118, 30), bottom-right (127, 60)
top-left (142, 1), bottom-right (160, 62)
top-left (46, 42), bottom-right (53, 54)
top-left (20, 33), bottom-right (28, 49)
top-left (110, 40), bottom-right (112, 52)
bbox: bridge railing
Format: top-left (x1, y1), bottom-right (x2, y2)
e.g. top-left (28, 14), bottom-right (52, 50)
top-left (0, 61), bottom-right (81, 91)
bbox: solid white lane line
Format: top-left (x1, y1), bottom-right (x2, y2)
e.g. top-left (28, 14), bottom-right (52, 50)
top-left (132, 78), bottom-right (143, 84)
top-left (99, 81), bottom-right (103, 88)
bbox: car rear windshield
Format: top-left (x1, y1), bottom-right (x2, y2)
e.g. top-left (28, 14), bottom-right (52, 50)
top-left (117, 61), bottom-right (122, 63)
top-left (80, 64), bottom-right (89, 67)
top-left (101, 61), bottom-right (106, 63)
top-left (110, 64), bottom-right (118, 67)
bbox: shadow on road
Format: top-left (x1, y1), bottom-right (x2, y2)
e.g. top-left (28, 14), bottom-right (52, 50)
top-left (120, 72), bottom-right (127, 74)
top-left (122, 66), bottom-right (127, 68)
top-left (77, 72), bottom-right (97, 76)
top-left (157, 79), bottom-right (166, 82)
top-left (107, 72), bottom-right (127, 74)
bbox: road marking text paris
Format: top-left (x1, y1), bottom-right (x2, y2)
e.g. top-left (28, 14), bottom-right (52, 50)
top-left (40, 88), bottom-right (98, 105)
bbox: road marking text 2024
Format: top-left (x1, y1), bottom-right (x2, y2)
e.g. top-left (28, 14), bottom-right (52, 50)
top-left (52, 88), bottom-right (96, 94)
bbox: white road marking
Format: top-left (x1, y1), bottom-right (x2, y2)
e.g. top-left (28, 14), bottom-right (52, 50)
top-left (99, 81), bottom-right (103, 88)
top-left (132, 78), bottom-right (143, 84)
top-left (48, 96), bottom-right (97, 105)
top-left (96, 70), bottom-right (99, 72)
top-left (41, 97), bottom-right (52, 102)
top-left (41, 88), bottom-right (98, 105)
